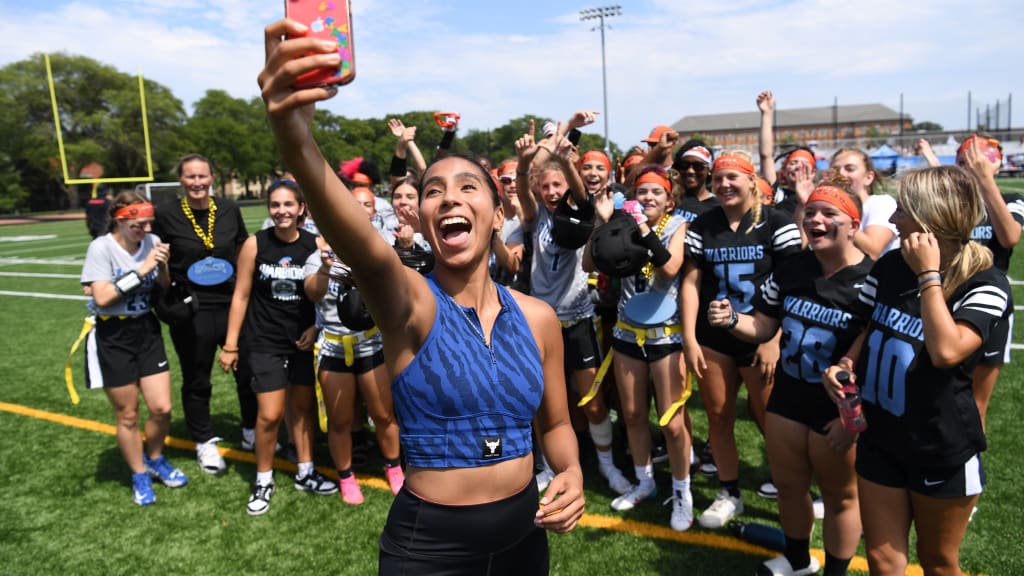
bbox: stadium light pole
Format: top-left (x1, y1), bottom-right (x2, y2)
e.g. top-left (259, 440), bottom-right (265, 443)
top-left (580, 5), bottom-right (621, 154)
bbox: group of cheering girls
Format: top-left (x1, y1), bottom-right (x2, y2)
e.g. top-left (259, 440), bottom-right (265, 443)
top-left (82, 32), bottom-right (1019, 574)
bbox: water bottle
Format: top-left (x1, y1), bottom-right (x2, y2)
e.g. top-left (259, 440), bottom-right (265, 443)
top-left (836, 370), bottom-right (867, 433)
top-left (728, 520), bottom-right (786, 552)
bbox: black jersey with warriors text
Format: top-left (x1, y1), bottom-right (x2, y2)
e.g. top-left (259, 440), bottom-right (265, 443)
top-left (852, 251), bottom-right (1009, 468)
top-left (972, 192), bottom-right (1024, 272)
top-left (754, 251), bottom-right (872, 388)
top-left (685, 205), bottom-right (802, 350)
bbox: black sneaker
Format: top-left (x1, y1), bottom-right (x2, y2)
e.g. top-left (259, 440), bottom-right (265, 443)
top-left (651, 443), bottom-right (670, 465)
top-left (698, 442), bottom-right (718, 477)
top-left (294, 470), bottom-right (339, 495)
top-left (247, 482), bottom-right (275, 516)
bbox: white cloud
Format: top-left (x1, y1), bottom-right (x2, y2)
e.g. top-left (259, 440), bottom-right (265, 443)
top-left (1, 0), bottom-right (1020, 151)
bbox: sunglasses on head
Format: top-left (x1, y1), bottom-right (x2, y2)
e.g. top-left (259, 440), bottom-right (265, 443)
top-left (268, 179), bottom-right (299, 193)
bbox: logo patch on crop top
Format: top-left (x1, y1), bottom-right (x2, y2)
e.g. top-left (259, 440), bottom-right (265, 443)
top-left (482, 436), bottom-right (502, 459)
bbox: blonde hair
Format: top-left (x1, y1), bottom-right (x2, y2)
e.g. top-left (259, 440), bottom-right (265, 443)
top-left (720, 149), bottom-right (761, 232)
top-left (897, 166), bottom-right (992, 299)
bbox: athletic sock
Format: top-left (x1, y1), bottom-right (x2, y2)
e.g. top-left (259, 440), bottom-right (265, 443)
top-left (635, 464), bottom-right (655, 488)
top-left (671, 476), bottom-right (691, 497)
top-left (297, 461), bottom-right (314, 477)
top-left (721, 479), bottom-right (741, 499)
top-left (823, 551), bottom-right (852, 576)
top-left (596, 449), bottom-right (614, 469)
top-left (783, 537), bottom-right (811, 573)
top-left (256, 469), bottom-right (274, 486)
top-left (384, 458), bottom-right (401, 469)
top-left (338, 468), bottom-right (353, 479)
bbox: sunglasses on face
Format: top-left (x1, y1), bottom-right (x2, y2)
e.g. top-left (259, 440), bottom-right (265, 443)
top-left (499, 175), bottom-right (515, 184)
top-left (676, 161), bottom-right (708, 172)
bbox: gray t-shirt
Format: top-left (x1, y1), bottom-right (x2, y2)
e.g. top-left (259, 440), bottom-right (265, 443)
top-left (302, 251), bottom-right (382, 360)
top-left (80, 232), bottom-right (162, 316)
top-left (529, 208), bottom-right (594, 321)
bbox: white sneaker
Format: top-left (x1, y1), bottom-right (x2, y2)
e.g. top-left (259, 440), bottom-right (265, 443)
top-left (758, 554), bottom-right (820, 576)
top-left (196, 437), bottom-right (227, 475)
top-left (535, 467), bottom-right (555, 492)
top-left (665, 489), bottom-right (694, 532)
top-left (757, 481), bottom-right (779, 499)
top-left (698, 489), bottom-right (744, 529)
top-left (240, 428), bottom-right (282, 453)
top-left (599, 464), bottom-right (633, 495)
top-left (610, 482), bottom-right (657, 511)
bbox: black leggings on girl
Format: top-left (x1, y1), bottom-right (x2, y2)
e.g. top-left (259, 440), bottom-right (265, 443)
top-left (378, 480), bottom-right (549, 575)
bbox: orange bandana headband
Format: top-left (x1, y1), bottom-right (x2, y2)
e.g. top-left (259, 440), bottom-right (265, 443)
top-left (787, 149), bottom-right (816, 167)
top-left (621, 154), bottom-right (644, 171)
top-left (114, 202), bottom-right (154, 220)
top-left (756, 177), bottom-right (773, 204)
top-left (712, 155), bottom-right (756, 176)
top-left (807, 185), bottom-right (860, 221)
top-left (579, 150), bottom-right (611, 172)
top-left (635, 169), bottom-right (671, 191)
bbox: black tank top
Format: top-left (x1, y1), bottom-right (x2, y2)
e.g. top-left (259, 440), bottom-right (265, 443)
top-left (243, 228), bottom-right (317, 353)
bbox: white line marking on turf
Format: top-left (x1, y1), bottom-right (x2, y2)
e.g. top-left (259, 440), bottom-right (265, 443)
top-left (0, 241), bottom-right (89, 255)
top-left (0, 257), bottom-right (85, 266)
top-left (0, 290), bottom-right (89, 301)
top-left (0, 272), bottom-right (79, 279)
top-left (0, 235), bottom-right (58, 242)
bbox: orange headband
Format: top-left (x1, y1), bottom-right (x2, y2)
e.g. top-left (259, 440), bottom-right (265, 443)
top-left (712, 155), bottom-right (756, 176)
top-left (756, 177), bottom-right (773, 203)
top-left (807, 185), bottom-right (860, 221)
top-left (497, 160), bottom-right (518, 176)
top-left (621, 154), bottom-right (644, 170)
top-left (579, 150), bottom-right (611, 172)
top-left (635, 170), bottom-right (671, 191)
top-left (787, 149), bottom-right (816, 168)
top-left (114, 202), bottom-right (154, 220)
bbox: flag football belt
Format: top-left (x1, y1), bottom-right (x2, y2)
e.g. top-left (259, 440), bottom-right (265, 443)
top-left (614, 320), bottom-right (682, 348)
top-left (63, 316), bottom-right (96, 404)
top-left (559, 318), bottom-right (586, 329)
top-left (322, 326), bottom-right (380, 367)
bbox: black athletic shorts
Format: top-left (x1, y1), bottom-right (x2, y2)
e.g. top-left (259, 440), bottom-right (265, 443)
top-left (610, 338), bottom-right (681, 363)
top-left (85, 313), bottom-right (168, 389)
top-left (766, 378), bottom-right (840, 436)
top-left (318, 350), bottom-right (385, 375)
top-left (562, 317), bottom-right (601, 372)
top-left (856, 440), bottom-right (985, 498)
top-left (247, 349), bottom-right (315, 393)
top-left (378, 480), bottom-right (548, 575)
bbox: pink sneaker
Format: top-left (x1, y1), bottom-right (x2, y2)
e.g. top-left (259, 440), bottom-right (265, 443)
top-left (385, 465), bottom-right (405, 495)
top-left (339, 475), bottom-right (364, 505)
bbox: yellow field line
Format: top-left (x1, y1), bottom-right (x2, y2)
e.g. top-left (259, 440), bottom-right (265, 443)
top-left (1, 400), bottom-right (954, 575)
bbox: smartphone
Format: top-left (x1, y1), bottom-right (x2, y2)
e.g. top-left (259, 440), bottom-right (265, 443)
top-left (285, 0), bottom-right (355, 89)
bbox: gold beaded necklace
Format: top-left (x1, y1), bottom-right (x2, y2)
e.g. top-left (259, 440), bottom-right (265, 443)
top-left (641, 214), bottom-right (672, 279)
top-left (181, 195), bottom-right (217, 251)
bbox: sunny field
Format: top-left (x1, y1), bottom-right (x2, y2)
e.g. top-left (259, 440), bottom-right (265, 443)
top-left (1, 198), bottom-right (1022, 575)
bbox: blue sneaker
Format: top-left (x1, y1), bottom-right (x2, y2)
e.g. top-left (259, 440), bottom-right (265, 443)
top-left (132, 472), bottom-right (156, 506)
top-left (144, 454), bottom-right (188, 488)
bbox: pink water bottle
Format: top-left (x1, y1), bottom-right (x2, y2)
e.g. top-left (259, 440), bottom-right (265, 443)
top-left (836, 370), bottom-right (867, 433)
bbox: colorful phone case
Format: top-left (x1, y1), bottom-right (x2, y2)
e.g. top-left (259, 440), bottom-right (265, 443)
top-left (285, 0), bottom-right (355, 88)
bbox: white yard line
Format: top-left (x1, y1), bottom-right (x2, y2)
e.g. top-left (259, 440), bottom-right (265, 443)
top-left (0, 241), bottom-right (89, 256)
top-left (0, 257), bottom-right (85, 266)
top-left (0, 290), bottom-right (89, 301)
top-left (0, 272), bottom-right (79, 279)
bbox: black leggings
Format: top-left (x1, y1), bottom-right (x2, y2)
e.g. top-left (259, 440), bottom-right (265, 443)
top-left (169, 306), bottom-right (257, 440)
top-left (378, 481), bottom-right (549, 575)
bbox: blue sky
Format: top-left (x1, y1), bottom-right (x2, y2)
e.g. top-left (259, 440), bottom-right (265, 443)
top-left (1, 0), bottom-right (1021, 153)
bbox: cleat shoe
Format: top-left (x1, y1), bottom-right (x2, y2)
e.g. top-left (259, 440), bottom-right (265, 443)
top-left (757, 481), bottom-right (779, 500)
top-left (144, 454), bottom-right (188, 488)
top-left (247, 481), bottom-right (275, 516)
top-left (385, 465), bottom-right (405, 495)
top-left (339, 475), bottom-right (365, 505)
top-left (195, 437), bottom-right (227, 475)
top-left (610, 482), bottom-right (657, 511)
top-left (600, 464), bottom-right (633, 495)
top-left (535, 467), bottom-right (556, 492)
top-left (757, 554), bottom-right (820, 576)
top-left (666, 489), bottom-right (694, 532)
top-left (698, 489), bottom-right (744, 529)
top-left (132, 472), bottom-right (156, 506)
top-left (294, 470), bottom-right (339, 495)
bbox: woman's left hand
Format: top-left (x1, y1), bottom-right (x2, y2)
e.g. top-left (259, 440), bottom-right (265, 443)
top-left (534, 469), bottom-right (585, 533)
top-left (295, 326), bottom-right (319, 351)
top-left (753, 338), bottom-right (780, 387)
top-left (901, 231), bottom-right (941, 276)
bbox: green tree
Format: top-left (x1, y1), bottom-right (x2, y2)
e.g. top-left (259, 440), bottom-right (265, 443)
top-left (913, 121), bottom-right (943, 132)
top-left (0, 52), bottom-right (188, 212)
